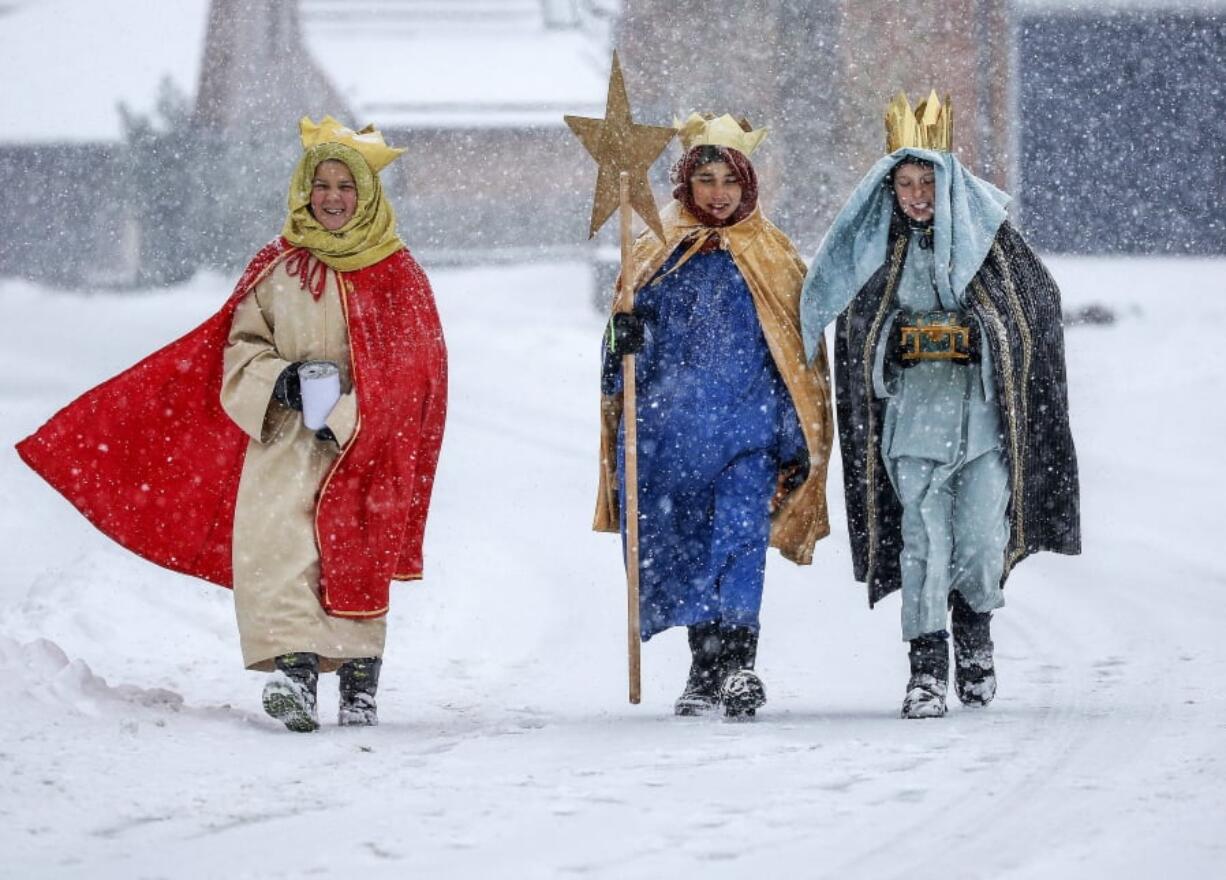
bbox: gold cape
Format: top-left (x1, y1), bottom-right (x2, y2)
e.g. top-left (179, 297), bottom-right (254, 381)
top-left (594, 201), bottom-right (834, 564)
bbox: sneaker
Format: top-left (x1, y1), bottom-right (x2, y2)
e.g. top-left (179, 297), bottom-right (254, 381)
top-left (674, 681), bottom-right (720, 716)
top-left (901, 673), bottom-right (948, 719)
top-left (675, 623), bottom-right (722, 717)
top-left (262, 672), bottom-right (319, 733)
top-left (720, 668), bottom-right (767, 719)
top-left (951, 594), bottom-right (996, 707)
top-left (338, 657), bottom-right (381, 726)
top-left (954, 646), bottom-right (997, 707)
top-left (338, 691), bottom-right (379, 727)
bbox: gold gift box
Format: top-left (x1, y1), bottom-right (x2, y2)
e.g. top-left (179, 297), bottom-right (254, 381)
top-left (898, 312), bottom-right (971, 362)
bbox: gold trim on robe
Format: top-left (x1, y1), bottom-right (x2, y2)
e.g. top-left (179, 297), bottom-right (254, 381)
top-left (594, 201), bottom-right (834, 565)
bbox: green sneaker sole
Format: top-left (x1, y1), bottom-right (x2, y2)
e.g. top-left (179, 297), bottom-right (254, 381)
top-left (262, 687), bottom-right (319, 733)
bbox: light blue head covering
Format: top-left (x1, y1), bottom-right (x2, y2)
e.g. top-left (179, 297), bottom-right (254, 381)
top-left (800, 147), bottom-right (1011, 360)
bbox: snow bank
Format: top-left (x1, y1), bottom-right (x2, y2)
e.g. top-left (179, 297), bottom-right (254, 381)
top-left (0, 635), bottom-right (183, 716)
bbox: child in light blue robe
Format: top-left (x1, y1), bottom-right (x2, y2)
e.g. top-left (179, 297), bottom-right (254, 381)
top-left (800, 138), bottom-right (1081, 720)
top-left (876, 221), bottom-right (1010, 642)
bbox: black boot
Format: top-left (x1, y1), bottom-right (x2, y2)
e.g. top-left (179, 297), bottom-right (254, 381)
top-left (719, 626), bottom-right (766, 719)
top-left (901, 632), bottom-right (949, 719)
top-left (675, 622), bottom-right (723, 716)
top-left (951, 592), bottom-right (996, 707)
top-left (263, 652), bottom-right (320, 732)
top-left (338, 656), bottom-right (382, 726)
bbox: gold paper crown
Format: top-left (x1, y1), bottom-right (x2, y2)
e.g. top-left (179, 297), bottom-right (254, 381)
top-left (675, 112), bottom-right (768, 156)
top-left (884, 91), bottom-right (953, 153)
top-left (299, 115), bottom-right (405, 173)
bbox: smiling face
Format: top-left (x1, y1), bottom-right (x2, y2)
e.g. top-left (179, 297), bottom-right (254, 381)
top-left (892, 161), bottom-right (936, 223)
top-left (689, 160), bottom-right (743, 222)
top-left (310, 159), bottom-right (358, 231)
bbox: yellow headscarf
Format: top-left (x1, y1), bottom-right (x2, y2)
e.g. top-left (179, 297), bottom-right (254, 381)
top-left (281, 140), bottom-right (405, 271)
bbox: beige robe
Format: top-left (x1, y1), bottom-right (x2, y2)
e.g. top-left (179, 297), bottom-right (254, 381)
top-left (221, 258), bottom-right (386, 672)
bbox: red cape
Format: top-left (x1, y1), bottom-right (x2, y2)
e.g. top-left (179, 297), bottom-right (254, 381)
top-left (16, 239), bottom-right (448, 618)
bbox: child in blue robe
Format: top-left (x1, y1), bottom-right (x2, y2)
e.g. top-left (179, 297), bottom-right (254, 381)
top-left (595, 115), bottom-right (834, 718)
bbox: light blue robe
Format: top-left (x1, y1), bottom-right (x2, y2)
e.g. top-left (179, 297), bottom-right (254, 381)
top-left (798, 149), bottom-right (1015, 641)
top-left (878, 230), bottom-right (1009, 640)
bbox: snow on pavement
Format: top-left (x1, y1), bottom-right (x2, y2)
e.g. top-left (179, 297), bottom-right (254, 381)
top-left (0, 256), bottom-right (1223, 878)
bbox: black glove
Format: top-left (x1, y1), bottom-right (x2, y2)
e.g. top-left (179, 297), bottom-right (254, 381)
top-left (780, 449), bottom-right (811, 495)
top-left (609, 311), bottom-right (646, 355)
top-left (891, 329), bottom-right (921, 369)
top-left (273, 362), bottom-right (304, 411)
top-left (965, 321), bottom-right (982, 365)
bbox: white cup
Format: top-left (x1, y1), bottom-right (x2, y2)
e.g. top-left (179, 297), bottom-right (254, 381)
top-left (298, 361), bottom-right (341, 430)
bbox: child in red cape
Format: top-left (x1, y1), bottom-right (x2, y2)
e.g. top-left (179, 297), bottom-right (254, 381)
top-left (17, 116), bottom-right (448, 732)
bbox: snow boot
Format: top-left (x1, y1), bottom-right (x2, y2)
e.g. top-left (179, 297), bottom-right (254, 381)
top-left (262, 652), bottom-right (320, 733)
top-left (719, 626), bottom-right (766, 720)
top-left (675, 622), bottom-right (723, 716)
top-left (901, 632), bottom-right (949, 719)
top-left (338, 656), bottom-right (382, 726)
top-left (951, 593), bottom-right (996, 707)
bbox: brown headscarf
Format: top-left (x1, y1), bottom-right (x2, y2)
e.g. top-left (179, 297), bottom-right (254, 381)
top-left (670, 145), bottom-right (759, 228)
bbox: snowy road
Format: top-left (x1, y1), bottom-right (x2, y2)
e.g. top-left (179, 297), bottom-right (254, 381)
top-left (1, 258), bottom-right (1223, 878)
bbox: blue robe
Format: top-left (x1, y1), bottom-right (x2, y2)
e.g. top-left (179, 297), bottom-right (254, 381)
top-left (603, 247), bottom-right (805, 640)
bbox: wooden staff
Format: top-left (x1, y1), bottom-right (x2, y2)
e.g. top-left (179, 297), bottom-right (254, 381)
top-left (618, 171), bottom-right (642, 705)
top-left (562, 50), bottom-right (673, 704)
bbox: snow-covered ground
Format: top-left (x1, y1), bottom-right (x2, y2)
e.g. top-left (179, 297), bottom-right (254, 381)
top-left (1, 254), bottom-right (1223, 878)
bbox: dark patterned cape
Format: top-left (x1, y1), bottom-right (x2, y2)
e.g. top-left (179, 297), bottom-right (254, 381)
top-left (834, 220), bottom-right (1081, 606)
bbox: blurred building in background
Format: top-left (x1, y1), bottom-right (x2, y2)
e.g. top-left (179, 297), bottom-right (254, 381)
top-left (0, 0), bottom-right (617, 287)
top-left (617, 0), bottom-right (1225, 255)
top-left (296, 0), bottom-right (616, 264)
top-left (616, 0), bottom-right (1015, 254)
top-left (0, 0), bottom-right (1221, 289)
top-left (1018, 2), bottom-right (1225, 253)
top-left (0, 0), bottom-right (212, 286)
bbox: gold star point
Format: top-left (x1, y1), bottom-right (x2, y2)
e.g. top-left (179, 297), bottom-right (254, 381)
top-left (565, 51), bottom-right (675, 241)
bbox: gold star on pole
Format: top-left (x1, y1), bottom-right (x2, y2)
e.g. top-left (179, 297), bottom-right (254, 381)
top-left (565, 51), bottom-right (675, 241)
